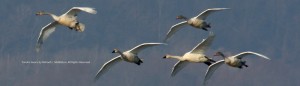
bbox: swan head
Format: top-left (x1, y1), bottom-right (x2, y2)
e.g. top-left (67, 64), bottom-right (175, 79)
top-left (112, 49), bottom-right (119, 53)
top-left (176, 15), bottom-right (188, 20)
top-left (214, 51), bottom-right (226, 58)
top-left (162, 54), bottom-right (171, 59)
top-left (162, 55), bottom-right (167, 59)
top-left (36, 11), bottom-right (47, 16)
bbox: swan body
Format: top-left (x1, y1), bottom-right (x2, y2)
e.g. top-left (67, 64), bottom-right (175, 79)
top-left (203, 51), bottom-right (270, 85)
top-left (112, 49), bottom-right (142, 64)
top-left (164, 8), bottom-right (229, 42)
top-left (163, 32), bottom-right (216, 76)
top-left (95, 43), bottom-right (166, 80)
top-left (35, 7), bottom-right (97, 52)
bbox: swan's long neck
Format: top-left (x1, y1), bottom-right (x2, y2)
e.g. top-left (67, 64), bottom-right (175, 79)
top-left (165, 55), bottom-right (184, 61)
top-left (181, 16), bottom-right (188, 21)
top-left (41, 12), bottom-right (60, 21)
top-left (48, 13), bottom-right (59, 21)
top-left (115, 50), bottom-right (125, 57)
top-left (219, 53), bottom-right (226, 59)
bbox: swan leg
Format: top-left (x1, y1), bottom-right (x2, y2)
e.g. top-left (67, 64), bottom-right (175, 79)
top-left (242, 61), bottom-right (248, 67)
top-left (204, 62), bottom-right (212, 66)
top-left (202, 28), bottom-right (208, 31)
top-left (134, 59), bottom-right (143, 65)
top-left (204, 56), bottom-right (216, 63)
top-left (135, 62), bottom-right (141, 65)
top-left (201, 22), bottom-right (211, 31)
top-left (207, 23), bottom-right (211, 28)
top-left (238, 66), bottom-right (243, 69)
top-left (135, 60), bottom-right (142, 65)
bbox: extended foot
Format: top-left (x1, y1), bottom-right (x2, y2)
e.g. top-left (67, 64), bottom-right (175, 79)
top-left (207, 23), bottom-right (211, 28)
top-left (238, 66), bottom-right (243, 69)
top-left (202, 28), bottom-right (208, 31)
top-left (135, 62), bottom-right (141, 65)
top-left (242, 61), bottom-right (248, 67)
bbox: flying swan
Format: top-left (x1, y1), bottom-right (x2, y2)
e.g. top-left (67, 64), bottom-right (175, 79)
top-left (164, 8), bottom-right (229, 42)
top-left (35, 7), bottom-right (97, 52)
top-left (163, 32), bottom-right (216, 76)
top-left (95, 43), bottom-right (166, 80)
top-left (203, 51), bottom-right (270, 85)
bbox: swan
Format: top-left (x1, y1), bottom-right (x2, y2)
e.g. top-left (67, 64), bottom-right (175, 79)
top-left (35, 7), bottom-right (97, 52)
top-left (203, 51), bottom-right (270, 85)
top-left (95, 43), bottom-right (166, 80)
top-left (163, 32), bottom-right (216, 76)
top-left (164, 8), bottom-right (229, 42)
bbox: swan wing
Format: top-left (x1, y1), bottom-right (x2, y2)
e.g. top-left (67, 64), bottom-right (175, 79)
top-left (171, 61), bottom-right (189, 77)
top-left (196, 8), bottom-right (229, 20)
top-left (36, 21), bottom-right (58, 52)
top-left (233, 51), bottom-right (270, 60)
top-left (164, 21), bottom-right (188, 42)
top-left (190, 32), bottom-right (215, 54)
top-left (128, 43), bottom-right (166, 54)
top-left (95, 56), bottom-right (122, 80)
top-left (203, 60), bottom-right (225, 85)
top-left (65, 7), bottom-right (97, 16)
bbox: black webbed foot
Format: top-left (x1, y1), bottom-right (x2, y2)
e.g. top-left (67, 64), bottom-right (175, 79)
top-left (204, 62), bottom-right (212, 66)
top-left (202, 28), bottom-right (208, 31)
top-left (135, 59), bottom-right (143, 65)
top-left (238, 66), bottom-right (243, 69)
top-left (207, 23), bottom-right (211, 28)
top-left (242, 61), bottom-right (248, 67)
top-left (135, 62), bottom-right (141, 65)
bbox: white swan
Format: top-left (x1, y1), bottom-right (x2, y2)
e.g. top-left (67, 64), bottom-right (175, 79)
top-left (163, 32), bottom-right (216, 76)
top-left (95, 43), bottom-right (166, 80)
top-left (35, 7), bottom-right (97, 52)
top-left (203, 51), bottom-right (270, 85)
top-left (164, 8), bottom-right (229, 42)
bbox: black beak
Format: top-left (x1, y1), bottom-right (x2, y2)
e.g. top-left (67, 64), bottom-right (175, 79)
top-left (162, 56), bottom-right (167, 59)
top-left (112, 51), bottom-right (116, 53)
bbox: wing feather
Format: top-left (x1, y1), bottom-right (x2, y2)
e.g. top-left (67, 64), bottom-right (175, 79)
top-left (203, 60), bottom-right (225, 85)
top-left (65, 7), bottom-right (97, 16)
top-left (95, 56), bottom-right (122, 80)
top-left (171, 61), bottom-right (189, 77)
top-left (233, 51), bottom-right (270, 60)
top-left (128, 43), bottom-right (166, 54)
top-left (190, 32), bottom-right (215, 54)
top-left (36, 21), bottom-right (58, 52)
top-left (164, 21), bottom-right (188, 42)
top-left (196, 8), bottom-right (229, 20)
